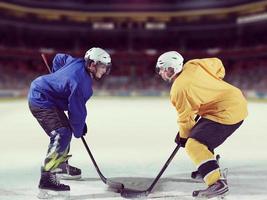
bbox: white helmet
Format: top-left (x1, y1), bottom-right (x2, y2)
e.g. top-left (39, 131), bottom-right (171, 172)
top-left (84, 47), bottom-right (112, 76)
top-left (156, 51), bottom-right (184, 80)
top-left (84, 47), bottom-right (111, 65)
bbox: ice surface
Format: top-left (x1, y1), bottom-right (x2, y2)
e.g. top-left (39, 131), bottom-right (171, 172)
top-left (0, 97), bottom-right (267, 199)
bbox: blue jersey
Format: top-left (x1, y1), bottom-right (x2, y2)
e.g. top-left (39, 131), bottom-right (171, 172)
top-left (28, 54), bottom-right (93, 137)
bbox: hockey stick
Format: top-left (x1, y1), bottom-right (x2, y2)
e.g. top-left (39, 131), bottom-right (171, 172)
top-left (81, 136), bottom-right (124, 191)
top-left (118, 115), bottom-right (201, 198)
top-left (119, 144), bottom-right (181, 198)
top-left (40, 53), bottom-right (124, 191)
top-left (41, 54), bottom-right (52, 73)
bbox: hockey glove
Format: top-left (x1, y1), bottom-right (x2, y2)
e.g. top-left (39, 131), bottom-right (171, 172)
top-left (175, 132), bottom-right (187, 148)
top-left (83, 123), bottom-right (87, 136)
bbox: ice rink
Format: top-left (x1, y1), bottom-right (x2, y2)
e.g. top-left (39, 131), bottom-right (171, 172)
top-left (0, 97), bottom-right (267, 200)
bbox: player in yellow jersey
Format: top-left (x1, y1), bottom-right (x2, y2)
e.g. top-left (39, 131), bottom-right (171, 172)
top-left (155, 51), bottom-right (248, 199)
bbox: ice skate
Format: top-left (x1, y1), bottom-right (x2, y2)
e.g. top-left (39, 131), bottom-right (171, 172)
top-left (54, 161), bottom-right (81, 180)
top-left (37, 170), bottom-right (70, 199)
top-left (192, 179), bottom-right (229, 199)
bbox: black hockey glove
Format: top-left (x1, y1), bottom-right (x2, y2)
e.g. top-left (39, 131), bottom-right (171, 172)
top-left (82, 123), bottom-right (87, 136)
top-left (175, 132), bottom-right (187, 148)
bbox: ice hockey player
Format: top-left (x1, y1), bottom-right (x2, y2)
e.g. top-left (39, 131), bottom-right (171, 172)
top-left (28, 47), bottom-right (111, 198)
top-left (155, 51), bottom-right (247, 199)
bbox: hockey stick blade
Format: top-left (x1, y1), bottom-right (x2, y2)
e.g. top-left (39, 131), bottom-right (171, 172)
top-left (121, 188), bottom-right (149, 198)
top-left (106, 179), bottom-right (125, 192)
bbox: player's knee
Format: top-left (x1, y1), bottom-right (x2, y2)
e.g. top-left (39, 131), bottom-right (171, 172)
top-left (55, 127), bottom-right (72, 140)
top-left (49, 127), bottom-right (72, 153)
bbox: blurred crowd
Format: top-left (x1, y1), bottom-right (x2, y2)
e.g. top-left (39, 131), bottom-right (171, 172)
top-left (224, 59), bottom-right (267, 94)
top-left (0, 60), bottom-right (43, 90)
top-left (0, 54), bottom-right (267, 96)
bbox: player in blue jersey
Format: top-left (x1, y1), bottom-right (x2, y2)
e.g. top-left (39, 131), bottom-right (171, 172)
top-left (28, 47), bottom-right (111, 198)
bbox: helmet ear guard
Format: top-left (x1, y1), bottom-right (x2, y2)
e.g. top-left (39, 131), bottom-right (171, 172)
top-left (104, 63), bottom-right (111, 75)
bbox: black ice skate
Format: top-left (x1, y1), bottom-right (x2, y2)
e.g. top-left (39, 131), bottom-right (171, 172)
top-left (38, 170), bottom-right (70, 199)
top-left (54, 161), bottom-right (81, 180)
top-left (192, 179), bottom-right (229, 199)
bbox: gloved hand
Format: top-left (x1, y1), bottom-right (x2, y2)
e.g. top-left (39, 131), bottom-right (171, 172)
top-left (175, 132), bottom-right (187, 148)
top-left (82, 123), bottom-right (87, 136)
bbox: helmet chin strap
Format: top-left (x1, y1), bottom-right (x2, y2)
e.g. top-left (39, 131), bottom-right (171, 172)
top-left (90, 72), bottom-right (97, 80)
top-left (166, 71), bottom-right (179, 82)
top-left (167, 65), bottom-right (183, 82)
top-left (90, 70), bottom-right (102, 81)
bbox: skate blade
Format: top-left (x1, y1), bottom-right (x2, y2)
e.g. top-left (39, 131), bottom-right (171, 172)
top-left (37, 189), bottom-right (70, 199)
top-left (194, 191), bottom-right (229, 200)
top-left (216, 191), bottom-right (229, 199)
top-left (57, 174), bottom-right (81, 180)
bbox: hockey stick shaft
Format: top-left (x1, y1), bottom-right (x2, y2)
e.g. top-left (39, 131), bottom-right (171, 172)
top-left (147, 144), bottom-right (180, 192)
top-left (41, 53), bottom-right (52, 73)
top-left (81, 136), bottom-right (124, 190)
top-left (40, 53), bottom-right (124, 191)
top-left (121, 116), bottom-right (200, 198)
top-left (121, 144), bottom-right (180, 198)
top-left (81, 136), bottom-right (107, 182)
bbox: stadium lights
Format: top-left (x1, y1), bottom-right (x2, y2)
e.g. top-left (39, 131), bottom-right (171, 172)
top-left (39, 48), bottom-right (55, 54)
top-left (145, 49), bottom-right (157, 55)
top-left (145, 22), bottom-right (166, 30)
top-left (93, 22), bottom-right (115, 30)
top-left (237, 12), bottom-right (267, 24)
top-left (206, 48), bottom-right (221, 55)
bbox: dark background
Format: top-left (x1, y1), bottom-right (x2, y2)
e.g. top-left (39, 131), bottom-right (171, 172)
top-left (0, 0), bottom-right (267, 97)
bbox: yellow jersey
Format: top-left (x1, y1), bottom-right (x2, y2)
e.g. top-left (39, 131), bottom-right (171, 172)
top-left (170, 58), bottom-right (248, 138)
